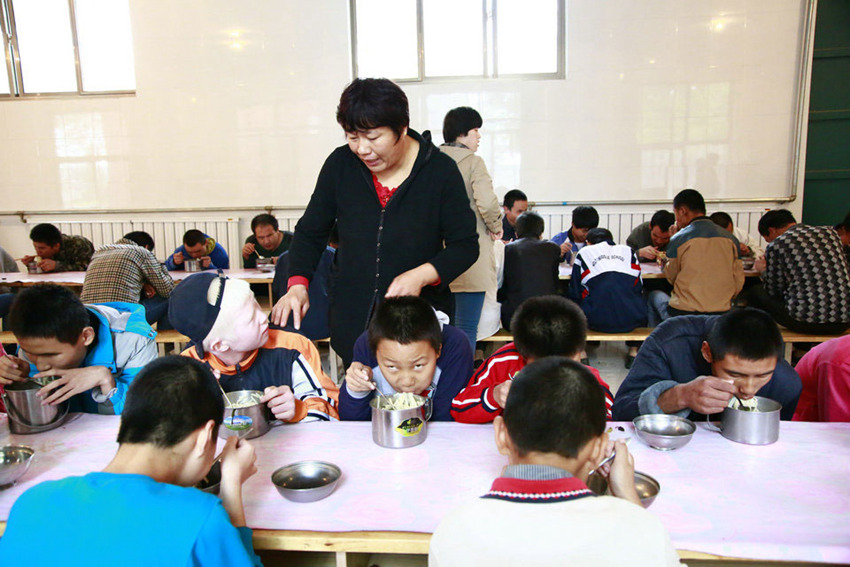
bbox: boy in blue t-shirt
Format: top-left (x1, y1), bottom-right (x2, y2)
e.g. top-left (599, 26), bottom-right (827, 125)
top-left (339, 296), bottom-right (473, 421)
top-left (0, 356), bottom-right (263, 566)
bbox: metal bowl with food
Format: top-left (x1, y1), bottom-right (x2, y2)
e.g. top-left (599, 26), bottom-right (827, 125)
top-left (633, 414), bottom-right (696, 451)
top-left (0, 445), bottom-right (35, 488)
top-left (271, 461), bottom-right (341, 503)
top-left (221, 390), bottom-right (270, 440)
top-left (586, 471), bottom-right (660, 508)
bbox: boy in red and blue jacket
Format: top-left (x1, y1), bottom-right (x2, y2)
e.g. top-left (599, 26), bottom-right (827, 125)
top-left (451, 295), bottom-right (613, 423)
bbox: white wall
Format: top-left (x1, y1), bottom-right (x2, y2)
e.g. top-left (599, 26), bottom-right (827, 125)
top-left (0, 0), bottom-right (809, 260)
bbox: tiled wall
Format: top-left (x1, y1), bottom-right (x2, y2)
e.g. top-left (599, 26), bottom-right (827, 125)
top-left (0, 0), bottom-right (809, 256)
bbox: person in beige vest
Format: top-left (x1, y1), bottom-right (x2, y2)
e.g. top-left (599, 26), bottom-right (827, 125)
top-left (440, 107), bottom-right (503, 350)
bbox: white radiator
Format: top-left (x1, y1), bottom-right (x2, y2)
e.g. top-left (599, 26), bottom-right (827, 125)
top-left (27, 218), bottom-right (242, 264)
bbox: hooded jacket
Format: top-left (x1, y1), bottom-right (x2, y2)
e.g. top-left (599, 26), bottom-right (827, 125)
top-left (286, 129), bottom-right (478, 364)
top-left (22, 302), bottom-right (157, 415)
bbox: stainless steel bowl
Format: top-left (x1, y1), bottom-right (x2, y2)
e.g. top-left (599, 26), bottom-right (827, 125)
top-left (271, 461), bottom-right (341, 503)
top-left (255, 258), bottom-right (275, 272)
top-left (196, 460), bottom-right (221, 494)
top-left (633, 414), bottom-right (696, 451)
top-left (586, 471), bottom-right (660, 508)
top-left (0, 445), bottom-right (35, 487)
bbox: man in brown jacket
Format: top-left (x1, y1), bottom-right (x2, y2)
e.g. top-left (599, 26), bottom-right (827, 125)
top-left (647, 189), bottom-right (744, 325)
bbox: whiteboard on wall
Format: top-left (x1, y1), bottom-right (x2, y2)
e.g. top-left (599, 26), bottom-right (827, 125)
top-left (0, 0), bottom-right (813, 211)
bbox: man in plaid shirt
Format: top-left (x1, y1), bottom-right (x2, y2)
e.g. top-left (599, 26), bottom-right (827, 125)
top-left (748, 209), bottom-right (850, 334)
top-left (82, 232), bottom-right (174, 327)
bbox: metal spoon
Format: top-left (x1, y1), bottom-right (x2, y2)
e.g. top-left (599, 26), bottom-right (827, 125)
top-left (588, 438), bottom-right (631, 476)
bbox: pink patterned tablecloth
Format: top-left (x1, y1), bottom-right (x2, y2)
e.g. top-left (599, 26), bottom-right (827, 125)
top-left (1, 414), bottom-right (848, 563)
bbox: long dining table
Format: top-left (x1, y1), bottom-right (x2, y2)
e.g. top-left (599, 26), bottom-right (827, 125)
top-left (0, 269), bottom-right (277, 306)
top-left (0, 414), bottom-right (848, 565)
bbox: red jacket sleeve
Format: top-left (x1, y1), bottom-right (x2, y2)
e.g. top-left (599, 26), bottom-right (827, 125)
top-left (450, 344), bottom-right (523, 423)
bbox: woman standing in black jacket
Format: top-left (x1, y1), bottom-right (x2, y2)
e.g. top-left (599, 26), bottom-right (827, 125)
top-left (271, 78), bottom-right (478, 367)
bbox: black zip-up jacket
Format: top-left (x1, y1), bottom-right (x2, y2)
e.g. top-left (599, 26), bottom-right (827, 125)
top-left (287, 129), bottom-right (479, 365)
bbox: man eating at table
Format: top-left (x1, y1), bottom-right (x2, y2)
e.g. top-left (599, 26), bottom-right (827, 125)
top-left (612, 308), bottom-right (802, 421)
top-left (20, 222), bottom-right (94, 273)
top-left (0, 356), bottom-right (264, 566)
top-left (431, 357), bottom-right (682, 566)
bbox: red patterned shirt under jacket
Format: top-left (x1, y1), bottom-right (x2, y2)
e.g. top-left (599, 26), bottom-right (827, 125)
top-left (450, 342), bottom-right (613, 423)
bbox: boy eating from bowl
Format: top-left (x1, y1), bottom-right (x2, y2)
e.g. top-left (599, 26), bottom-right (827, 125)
top-left (0, 284), bottom-right (157, 414)
top-left (451, 295), bottom-right (613, 423)
top-left (338, 295), bottom-right (472, 421)
top-left (430, 357), bottom-right (682, 566)
top-left (0, 356), bottom-right (263, 566)
top-left (612, 308), bottom-right (802, 421)
top-left (169, 272), bottom-right (338, 422)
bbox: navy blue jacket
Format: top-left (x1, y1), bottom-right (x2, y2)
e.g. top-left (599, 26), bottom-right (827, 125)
top-left (568, 242), bottom-right (647, 333)
top-left (338, 324), bottom-right (473, 421)
top-left (612, 315), bottom-right (802, 421)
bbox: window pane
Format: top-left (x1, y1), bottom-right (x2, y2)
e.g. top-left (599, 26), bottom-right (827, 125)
top-left (13, 0), bottom-right (78, 93)
top-left (496, 0), bottom-right (558, 75)
top-left (423, 0), bottom-right (483, 77)
top-left (0, 69), bottom-right (9, 95)
top-left (355, 0), bottom-right (418, 80)
top-left (75, 0), bottom-right (136, 91)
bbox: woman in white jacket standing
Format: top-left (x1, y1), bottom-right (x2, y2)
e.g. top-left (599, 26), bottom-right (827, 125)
top-left (440, 107), bottom-right (503, 350)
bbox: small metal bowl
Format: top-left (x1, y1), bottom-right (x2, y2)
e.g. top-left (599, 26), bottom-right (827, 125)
top-left (586, 471), bottom-right (661, 508)
top-left (633, 414), bottom-right (696, 451)
top-left (255, 258), bottom-right (275, 272)
top-left (271, 461), bottom-right (341, 503)
top-left (0, 445), bottom-right (35, 487)
top-left (196, 460), bottom-right (221, 495)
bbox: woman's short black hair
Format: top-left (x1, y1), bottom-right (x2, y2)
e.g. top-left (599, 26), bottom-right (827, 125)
top-left (504, 357), bottom-right (606, 459)
top-left (707, 308), bottom-right (783, 362)
top-left (8, 284), bottom-right (90, 345)
top-left (337, 78), bottom-right (410, 140)
top-left (442, 106), bottom-right (483, 144)
top-left (118, 356), bottom-right (224, 448)
top-left (368, 296), bottom-right (442, 354)
top-left (757, 209), bottom-right (796, 238)
top-left (511, 296), bottom-right (587, 360)
top-left (29, 223), bottom-right (62, 247)
top-left (515, 211), bottom-right (545, 239)
top-left (586, 228), bottom-right (613, 245)
top-left (571, 206), bottom-right (599, 230)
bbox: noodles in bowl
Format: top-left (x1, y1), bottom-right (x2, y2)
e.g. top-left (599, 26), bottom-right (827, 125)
top-left (374, 392), bottom-right (425, 411)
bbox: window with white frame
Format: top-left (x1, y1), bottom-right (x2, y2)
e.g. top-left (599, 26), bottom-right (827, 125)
top-left (351, 0), bottom-right (564, 81)
top-left (0, 0), bottom-right (136, 97)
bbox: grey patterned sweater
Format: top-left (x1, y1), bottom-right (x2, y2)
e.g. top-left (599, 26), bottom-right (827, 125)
top-left (763, 224), bottom-right (850, 324)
